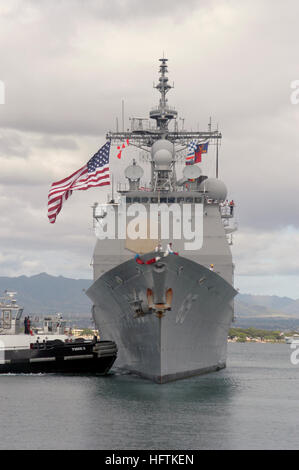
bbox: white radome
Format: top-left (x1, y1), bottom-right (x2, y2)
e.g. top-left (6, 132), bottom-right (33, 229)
top-left (198, 178), bottom-right (228, 200)
top-left (183, 165), bottom-right (201, 180)
top-left (151, 139), bottom-right (174, 170)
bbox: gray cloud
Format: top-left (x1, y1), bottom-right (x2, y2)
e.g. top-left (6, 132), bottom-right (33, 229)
top-left (0, 0), bottom-right (299, 296)
top-left (36, 135), bottom-right (79, 150)
top-left (0, 130), bottom-right (31, 158)
top-left (23, 0), bottom-right (204, 23)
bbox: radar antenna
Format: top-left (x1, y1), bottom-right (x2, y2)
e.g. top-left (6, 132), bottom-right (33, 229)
top-left (106, 58), bottom-right (222, 189)
top-left (107, 58), bottom-right (222, 148)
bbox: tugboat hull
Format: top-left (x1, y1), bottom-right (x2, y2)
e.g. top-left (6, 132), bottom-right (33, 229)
top-left (0, 340), bottom-right (117, 375)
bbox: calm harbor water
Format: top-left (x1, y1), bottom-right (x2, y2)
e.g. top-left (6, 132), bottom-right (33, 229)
top-left (0, 342), bottom-right (298, 450)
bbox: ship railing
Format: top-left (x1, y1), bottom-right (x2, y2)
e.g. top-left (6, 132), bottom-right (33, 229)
top-left (0, 320), bottom-right (12, 329)
top-left (150, 105), bottom-right (177, 113)
top-left (117, 182), bottom-right (153, 192)
top-left (0, 345), bottom-right (29, 351)
top-left (220, 205), bottom-right (235, 218)
top-left (117, 182), bottom-right (129, 192)
top-left (129, 119), bottom-right (154, 132)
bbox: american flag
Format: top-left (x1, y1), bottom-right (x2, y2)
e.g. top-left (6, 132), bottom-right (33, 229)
top-left (48, 141), bottom-right (111, 224)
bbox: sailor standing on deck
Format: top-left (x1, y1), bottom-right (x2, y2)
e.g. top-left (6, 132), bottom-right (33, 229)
top-left (166, 243), bottom-right (174, 255)
top-left (229, 200), bottom-right (235, 216)
top-left (166, 242), bottom-right (178, 256)
top-left (24, 316), bottom-right (28, 334)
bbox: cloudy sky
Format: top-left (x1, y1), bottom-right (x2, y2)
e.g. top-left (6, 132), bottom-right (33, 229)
top-left (0, 0), bottom-right (299, 298)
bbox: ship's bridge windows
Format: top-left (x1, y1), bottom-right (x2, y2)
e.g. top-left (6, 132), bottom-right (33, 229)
top-left (133, 197), bottom-right (140, 203)
top-left (10, 308), bottom-right (19, 319)
top-left (3, 310), bottom-right (11, 320)
top-left (3, 310), bottom-right (11, 328)
top-left (16, 308), bottom-right (23, 320)
top-left (186, 197), bottom-right (194, 203)
top-left (151, 197), bottom-right (158, 203)
top-left (177, 197), bottom-right (185, 204)
top-left (160, 197), bottom-right (167, 203)
top-left (141, 197), bottom-right (149, 203)
top-left (168, 197), bottom-right (175, 203)
top-left (126, 197), bottom-right (132, 203)
top-left (45, 320), bottom-right (53, 332)
top-left (195, 197), bottom-right (202, 203)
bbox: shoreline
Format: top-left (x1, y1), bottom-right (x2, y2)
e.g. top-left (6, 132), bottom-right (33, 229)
top-left (228, 327), bottom-right (294, 344)
top-left (228, 339), bottom-right (285, 344)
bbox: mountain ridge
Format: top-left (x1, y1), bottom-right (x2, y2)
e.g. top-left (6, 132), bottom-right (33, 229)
top-left (1, 273), bottom-right (299, 321)
top-left (0, 273), bottom-right (92, 315)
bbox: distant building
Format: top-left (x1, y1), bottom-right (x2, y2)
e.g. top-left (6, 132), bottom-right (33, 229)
top-left (71, 328), bottom-right (100, 339)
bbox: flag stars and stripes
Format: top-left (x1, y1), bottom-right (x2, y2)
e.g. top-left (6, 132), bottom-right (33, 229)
top-left (87, 143), bottom-right (110, 172)
top-left (48, 141), bottom-right (111, 224)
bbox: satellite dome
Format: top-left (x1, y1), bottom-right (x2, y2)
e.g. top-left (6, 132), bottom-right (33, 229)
top-left (151, 139), bottom-right (174, 170)
top-left (153, 149), bottom-right (172, 170)
top-left (198, 178), bottom-right (227, 200)
top-left (183, 165), bottom-right (201, 180)
top-left (125, 160), bottom-right (144, 181)
top-left (151, 139), bottom-right (174, 156)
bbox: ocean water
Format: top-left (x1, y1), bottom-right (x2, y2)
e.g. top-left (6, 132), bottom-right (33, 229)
top-left (0, 342), bottom-right (298, 450)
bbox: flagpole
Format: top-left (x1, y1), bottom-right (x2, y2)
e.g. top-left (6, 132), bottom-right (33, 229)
top-left (216, 124), bottom-right (219, 179)
top-left (112, 173), bottom-right (115, 203)
top-left (122, 100), bottom-right (125, 132)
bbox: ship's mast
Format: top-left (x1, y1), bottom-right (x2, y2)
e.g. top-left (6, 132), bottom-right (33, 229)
top-left (149, 58), bottom-right (177, 135)
top-left (106, 57), bottom-right (222, 163)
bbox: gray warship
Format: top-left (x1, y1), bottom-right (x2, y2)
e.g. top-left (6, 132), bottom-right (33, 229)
top-left (86, 58), bottom-right (238, 383)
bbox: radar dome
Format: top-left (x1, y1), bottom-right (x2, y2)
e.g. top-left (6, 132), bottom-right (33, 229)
top-left (183, 165), bottom-right (201, 180)
top-left (125, 161), bottom-right (144, 181)
top-left (198, 178), bottom-right (227, 200)
top-left (151, 139), bottom-right (174, 170)
top-left (153, 149), bottom-right (172, 170)
top-left (151, 139), bottom-right (174, 155)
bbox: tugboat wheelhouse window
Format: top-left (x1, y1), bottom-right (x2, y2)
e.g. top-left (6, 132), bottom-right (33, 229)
top-left (3, 310), bottom-right (11, 327)
top-left (16, 308), bottom-right (23, 320)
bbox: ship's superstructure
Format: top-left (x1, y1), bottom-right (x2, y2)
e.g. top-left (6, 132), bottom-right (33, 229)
top-left (86, 58), bottom-right (237, 383)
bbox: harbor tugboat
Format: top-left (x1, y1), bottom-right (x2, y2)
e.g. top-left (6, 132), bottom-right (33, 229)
top-left (0, 291), bottom-right (117, 374)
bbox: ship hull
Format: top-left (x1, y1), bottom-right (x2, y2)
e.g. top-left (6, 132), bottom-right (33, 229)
top-left (87, 254), bottom-right (237, 383)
